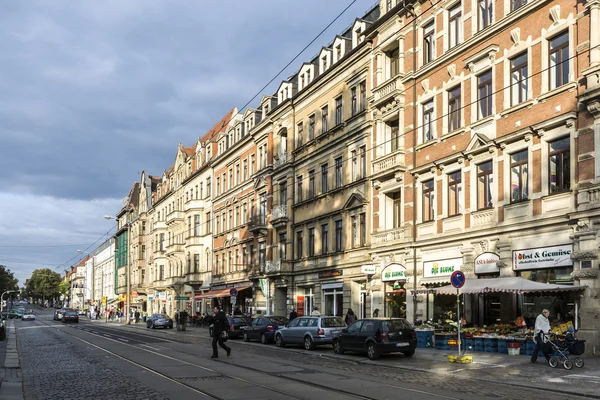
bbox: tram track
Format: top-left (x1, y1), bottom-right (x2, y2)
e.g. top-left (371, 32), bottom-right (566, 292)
top-left (30, 314), bottom-right (463, 400)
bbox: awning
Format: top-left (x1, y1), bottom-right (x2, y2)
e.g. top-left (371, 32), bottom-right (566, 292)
top-left (433, 277), bottom-right (587, 295)
top-left (194, 285), bottom-right (252, 300)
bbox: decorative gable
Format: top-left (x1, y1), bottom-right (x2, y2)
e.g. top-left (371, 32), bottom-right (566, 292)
top-left (343, 191), bottom-right (367, 211)
top-left (332, 36), bottom-right (351, 63)
top-left (277, 81), bottom-right (294, 104)
top-left (351, 19), bottom-right (367, 48)
top-left (319, 47), bottom-right (332, 75)
top-left (298, 63), bottom-right (315, 91)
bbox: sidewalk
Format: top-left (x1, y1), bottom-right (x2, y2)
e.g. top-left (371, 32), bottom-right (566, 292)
top-left (0, 320), bottom-right (24, 400)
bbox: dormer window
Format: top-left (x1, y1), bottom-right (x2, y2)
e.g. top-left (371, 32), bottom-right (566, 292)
top-left (336, 45), bottom-right (342, 61)
top-left (321, 56), bottom-right (327, 72)
top-left (300, 75), bottom-right (305, 90)
top-left (354, 28), bottom-right (362, 46)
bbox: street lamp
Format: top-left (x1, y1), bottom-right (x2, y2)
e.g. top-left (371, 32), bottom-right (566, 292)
top-left (105, 215), bottom-right (132, 324)
top-left (1, 290), bottom-right (19, 314)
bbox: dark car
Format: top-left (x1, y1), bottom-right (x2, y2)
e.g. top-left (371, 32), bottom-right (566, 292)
top-left (275, 316), bottom-right (346, 350)
top-left (243, 316), bottom-right (289, 344)
top-left (332, 318), bottom-right (416, 360)
top-left (1, 309), bottom-right (19, 319)
top-left (62, 310), bottom-right (79, 323)
top-left (146, 313), bottom-right (173, 329)
top-left (209, 315), bottom-right (251, 339)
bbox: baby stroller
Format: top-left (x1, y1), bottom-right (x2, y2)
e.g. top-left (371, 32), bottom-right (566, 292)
top-left (546, 327), bottom-right (585, 370)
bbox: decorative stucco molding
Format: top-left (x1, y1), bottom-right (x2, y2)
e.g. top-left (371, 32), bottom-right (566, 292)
top-left (571, 250), bottom-right (599, 260)
top-left (571, 269), bottom-right (599, 279)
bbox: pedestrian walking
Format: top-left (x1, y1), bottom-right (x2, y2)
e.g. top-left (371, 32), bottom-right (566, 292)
top-left (289, 308), bottom-right (297, 321)
top-left (311, 306), bottom-right (321, 316)
top-left (373, 308), bottom-right (379, 318)
top-left (344, 308), bottom-right (357, 325)
top-left (134, 310), bottom-right (140, 323)
top-left (211, 306), bottom-right (231, 359)
top-left (531, 309), bottom-right (551, 364)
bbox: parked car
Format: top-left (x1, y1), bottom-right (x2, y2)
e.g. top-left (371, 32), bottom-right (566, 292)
top-left (209, 315), bottom-right (251, 339)
top-left (15, 308), bottom-right (24, 319)
top-left (1, 309), bottom-right (19, 319)
top-left (332, 318), bottom-right (417, 360)
top-left (62, 310), bottom-right (79, 323)
top-left (275, 316), bottom-right (346, 350)
top-left (54, 309), bottom-right (67, 321)
top-left (146, 313), bottom-right (173, 329)
top-left (243, 316), bottom-right (289, 344)
top-left (22, 311), bottom-right (36, 321)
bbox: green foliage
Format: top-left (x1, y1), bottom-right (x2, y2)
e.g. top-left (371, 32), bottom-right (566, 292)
top-left (25, 268), bottom-right (62, 299)
top-left (0, 265), bottom-right (19, 292)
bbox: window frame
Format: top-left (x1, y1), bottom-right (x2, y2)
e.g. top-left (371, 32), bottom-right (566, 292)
top-left (477, 70), bottom-right (493, 119)
top-left (477, 160), bottom-right (493, 210)
top-left (422, 179), bottom-right (435, 222)
top-left (510, 52), bottom-right (528, 106)
top-left (423, 21), bottom-right (435, 64)
top-left (448, 4), bottom-right (462, 49)
top-left (548, 137), bottom-right (570, 194)
top-left (447, 171), bottom-right (462, 217)
top-left (448, 85), bottom-right (461, 132)
top-left (549, 31), bottom-right (570, 90)
top-left (510, 150), bottom-right (529, 203)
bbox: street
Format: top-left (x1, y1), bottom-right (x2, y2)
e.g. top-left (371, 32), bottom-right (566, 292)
top-left (3, 307), bottom-right (600, 400)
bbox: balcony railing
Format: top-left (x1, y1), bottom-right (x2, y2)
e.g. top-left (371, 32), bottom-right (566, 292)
top-left (185, 198), bottom-right (205, 211)
top-left (578, 183), bottom-right (600, 209)
top-left (373, 75), bottom-right (403, 105)
top-left (372, 150), bottom-right (406, 179)
top-left (184, 272), bottom-right (204, 285)
top-left (166, 210), bottom-right (184, 224)
top-left (272, 205), bottom-right (287, 220)
top-left (471, 209), bottom-right (494, 227)
top-left (165, 276), bottom-right (184, 287)
top-left (371, 227), bottom-right (410, 246)
top-left (273, 153), bottom-right (287, 169)
top-left (248, 214), bottom-right (267, 232)
top-left (153, 220), bottom-right (167, 230)
top-left (265, 260), bottom-right (281, 274)
top-left (165, 243), bottom-right (184, 255)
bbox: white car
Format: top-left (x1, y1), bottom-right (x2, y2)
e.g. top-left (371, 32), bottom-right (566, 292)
top-left (22, 312), bottom-right (35, 321)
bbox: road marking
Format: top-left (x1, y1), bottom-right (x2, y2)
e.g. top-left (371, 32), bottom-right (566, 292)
top-left (564, 374), bottom-right (600, 381)
top-left (139, 344), bottom-right (161, 351)
top-left (117, 338), bottom-right (129, 343)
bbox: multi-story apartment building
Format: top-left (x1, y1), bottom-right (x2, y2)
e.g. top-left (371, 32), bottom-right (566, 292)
top-left (92, 237), bottom-right (117, 313)
top-left (365, 0), bottom-right (600, 351)
top-left (69, 257), bottom-right (87, 309)
top-left (114, 182), bottom-right (139, 314)
top-left (267, 5), bottom-right (380, 318)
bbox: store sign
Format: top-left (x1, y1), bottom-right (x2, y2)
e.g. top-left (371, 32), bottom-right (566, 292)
top-left (474, 252), bottom-right (500, 274)
top-left (148, 295), bottom-right (154, 301)
top-left (381, 263), bottom-right (406, 282)
top-left (513, 244), bottom-right (573, 270)
top-left (158, 292), bottom-right (167, 300)
top-left (318, 269), bottom-right (343, 279)
top-left (361, 265), bottom-right (377, 275)
top-left (424, 258), bottom-right (463, 278)
top-left (296, 295), bottom-right (305, 317)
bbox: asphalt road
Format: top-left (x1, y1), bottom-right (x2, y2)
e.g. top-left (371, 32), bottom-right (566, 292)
top-left (12, 308), bottom-right (599, 400)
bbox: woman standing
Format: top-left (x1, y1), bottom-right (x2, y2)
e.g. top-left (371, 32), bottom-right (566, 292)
top-left (344, 308), bottom-right (357, 325)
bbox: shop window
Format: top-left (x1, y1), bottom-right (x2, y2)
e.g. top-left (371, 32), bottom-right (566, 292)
top-left (477, 161), bottom-right (493, 209)
top-left (324, 287), bottom-right (343, 317)
top-left (549, 137), bottom-right (570, 193)
top-left (510, 150), bottom-right (529, 202)
top-left (303, 288), bottom-right (314, 317)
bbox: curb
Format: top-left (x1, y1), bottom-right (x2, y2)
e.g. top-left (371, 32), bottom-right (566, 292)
top-left (0, 320), bottom-right (24, 400)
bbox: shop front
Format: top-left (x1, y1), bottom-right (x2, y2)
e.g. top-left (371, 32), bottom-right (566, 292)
top-left (421, 257), bottom-right (463, 323)
top-left (381, 263), bottom-right (407, 318)
top-left (195, 285), bottom-right (252, 315)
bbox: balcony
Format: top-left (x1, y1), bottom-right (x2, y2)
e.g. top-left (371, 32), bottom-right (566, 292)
top-left (265, 260), bottom-right (280, 274)
top-left (185, 198), bottom-right (206, 211)
top-left (165, 276), bottom-right (184, 287)
top-left (471, 209), bottom-right (494, 227)
top-left (271, 205), bottom-right (288, 229)
top-left (577, 183), bottom-right (600, 211)
top-left (372, 75), bottom-right (404, 108)
top-left (165, 243), bottom-right (184, 256)
top-left (273, 152), bottom-right (288, 169)
top-left (154, 279), bottom-right (166, 289)
top-left (184, 272), bottom-right (204, 286)
top-left (153, 220), bottom-right (167, 230)
top-left (372, 150), bottom-right (406, 183)
top-left (248, 214), bottom-right (267, 235)
top-left (166, 210), bottom-right (184, 224)
top-left (371, 227), bottom-right (411, 248)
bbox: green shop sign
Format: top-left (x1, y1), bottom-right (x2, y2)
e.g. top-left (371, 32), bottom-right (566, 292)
top-left (381, 263), bottom-right (406, 282)
top-left (423, 257), bottom-right (463, 278)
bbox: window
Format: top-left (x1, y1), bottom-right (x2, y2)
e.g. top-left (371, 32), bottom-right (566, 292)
top-left (243, 160), bottom-right (248, 181)
top-left (309, 169), bottom-right (316, 198)
top-left (352, 150), bottom-right (358, 181)
top-left (360, 146), bottom-right (367, 178)
top-left (351, 86), bottom-right (358, 116)
top-left (235, 164), bottom-right (240, 186)
top-left (335, 220), bottom-right (343, 252)
top-left (387, 0), bottom-right (393, 12)
top-left (229, 169), bottom-right (233, 189)
top-left (321, 56), bottom-right (327, 72)
top-left (549, 32), bottom-right (569, 90)
top-left (335, 96), bottom-right (343, 125)
top-left (423, 100), bottom-right (434, 142)
top-left (360, 213), bottom-right (366, 246)
top-left (448, 171), bottom-right (462, 216)
top-left (423, 22), bottom-right (435, 64)
top-left (222, 173), bottom-right (226, 193)
top-left (216, 177), bottom-right (220, 196)
top-left (335, 157), bottom-right (343, 188)
top-left (309, 114), bottom-right (315, 140)
top-left (449, 4), bottom-right (462, 48)
top-left (250, 154), bottom-right (255, 175)
top-left (308, 227), bottom-right (315, 257)
top-left (478, 0), bottom-right (493, 30)
top-left (478, 70), bottom-right (493, 118)
top-left (549, 137), bottom-right (570, 193)
top-left (477, 161), bottom-right (493, 209)
top-left (206, 178), bottom-right (211, 199)
top-left (228, 210), bottom-right (233, 230)
top-left (194, 215), bottom-right (201, 236)
top-left (279, 232), bottom-right (287, 260)
top-left (390, 120), bottom-right (400, 151)
top-left (279, 181), bottom-right (287, 206)
top-left (321, 105), bottom-right (329, 133)
top-left (321, 164), bottom-right (329, 193)
top-left (360, 81), bottom-right (367, 112)
top-left (235, 206), bottom-right (239, 227)
top-left (448, 86), bottom-right (461, 132)
top-left (296, 231), bottom-right (303, 258)
top-left (297, 176), bottom-right (303, 202)
top-left (510, 53), bottom-right (528, 106)
top-left (297, 122), bottom-right (304, 147)
top-left (321, 224), bottom-right (329, 254)
top-left (389, 191), bottom-right (401, 228)
top-left (389, 49), bottom-right (400, 78)
top-left (511, 150), bottom-right (529, 202)
top-left (422, 179), bottom-right (435, 222)
top-left (206, 212), bottom-right (211, 234)
top-left (194, 254), bottom-right (200, 273)
top-left (512, 0), bottom-right (527, 12)
top-left (336, 44), bottom-right (342, 60)
top-left (352, 216), bottom-right (358, 247)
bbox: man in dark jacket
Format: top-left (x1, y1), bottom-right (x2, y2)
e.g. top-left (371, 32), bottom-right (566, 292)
top-left (289, 308), bottom-right (297, 321)
top-left (211, 306), bottom-right (231, 358)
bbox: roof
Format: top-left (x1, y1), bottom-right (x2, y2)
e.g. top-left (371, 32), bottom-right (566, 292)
top-left (200, 108), bottom-right (237, 143)
top-left (181, 145), bottom-right (195, 157)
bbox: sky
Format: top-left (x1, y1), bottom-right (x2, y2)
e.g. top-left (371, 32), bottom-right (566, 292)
top-left (0, 0), bottom-right (379, 286)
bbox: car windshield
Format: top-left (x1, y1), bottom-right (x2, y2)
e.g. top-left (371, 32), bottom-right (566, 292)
top-left (64, 311), bottom-right (77, 316)
top-left (382, 319), bottom-right (413, 331)
top-left (158, 314), bottom-right (170, 319)
top-left (268, 317), bottom-right (289, 325)
top-left (231, 317), bottom-right (248, 325)
top-left (321, 317), bottom-right (346, 327)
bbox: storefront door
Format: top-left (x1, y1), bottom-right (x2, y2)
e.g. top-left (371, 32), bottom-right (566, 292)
top-left (324, 287), bottom-right (343, 317)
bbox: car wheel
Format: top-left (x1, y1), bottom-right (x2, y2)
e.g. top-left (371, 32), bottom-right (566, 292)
top-left (146, 322), bottom-right (151, 328)
top-left (275, 334), bottom-right (285, 347)
top-left (367, 342), bottom-right (380, 360)
top-left (402, 349), bottom-right (415, 357)
top-left (261, 333), bottom-right (268, 344)
top-left (243, 332), bottom-right (250, 342)
top-left (304, 336), bottom-right (315, 350)
top-left (151, 322), bottom-right (155, 329)
top-left (333, 339), bottom-right (344, 355)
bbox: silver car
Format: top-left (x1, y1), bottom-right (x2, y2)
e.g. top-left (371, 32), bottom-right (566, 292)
top-left (274, 316), bottom-right (346, 350)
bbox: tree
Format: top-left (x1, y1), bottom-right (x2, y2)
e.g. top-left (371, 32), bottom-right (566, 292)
top-left (0, 265), bottom-right (19, 293)
top-left (25, 269), bottom-right (62, 303)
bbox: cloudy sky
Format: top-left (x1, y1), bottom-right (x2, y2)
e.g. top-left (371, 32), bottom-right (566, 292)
top-left (0, 0), bottom-right (378, 286)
